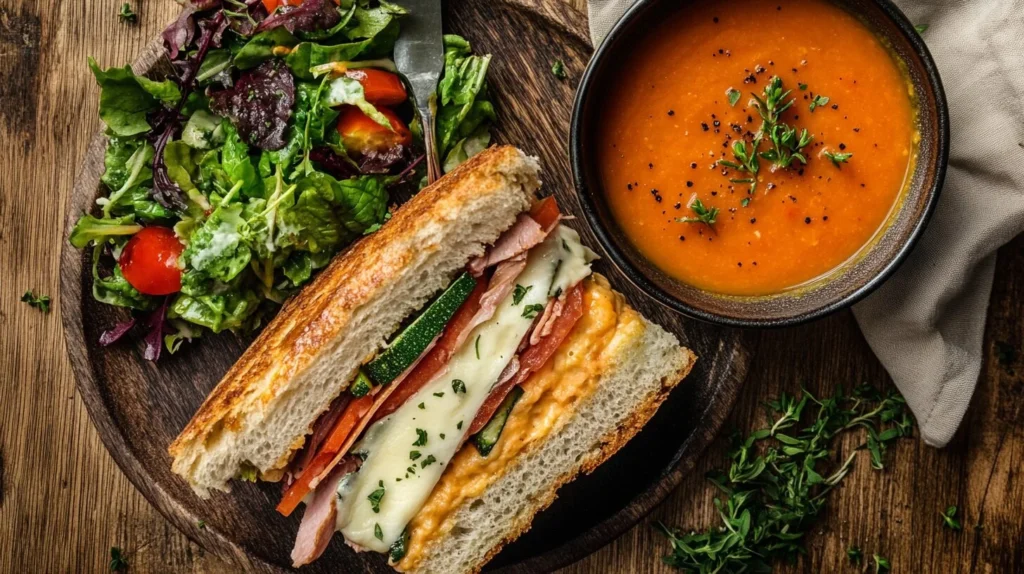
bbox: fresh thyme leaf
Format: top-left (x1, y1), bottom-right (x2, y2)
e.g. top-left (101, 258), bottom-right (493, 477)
top-left (374, 523), bottom-right (384, 541)
top-left (677, 198), bottom-right (719, 229)
top-left (452, 379), bottom-right (467, 394)
top-left (512, 284), bottom-right (532, 306)
top-left (110, 547), bottom-right (128, 572)
top-left (719, 139), bottom-right (760, 194)
top-left (656, 385), bottom-right (912, 572)
top-left (915, 23), bottom-right (929, 34)
top-left (726, 87), bottom-right (741, 107)
top-left (413, 428), bottom-right (427, 446)
top-left (368, 484), bottom-right (386, 513)
top-left (874, 554), bottom-right (891, 573)
top-left (848, 546), bottom-right (863, 565)
top-left (941, 505), bottom-right (962, 530)
top-left (522, 303), bottom-right (545, 319)
top-left (740, 197), bottom-right (751, 207)
top-left (21, 290), bottom-right (51, 313)
top-left (551, 59), bottom-right (567, 80)
top-left (809, 94), bottom-right (830, 112)
top-left (118, 3), bottom-right (137, 23)
top-left (799, 82), bottom-right (808, 91)
top-left (823, 150), bottom-right (853, 167)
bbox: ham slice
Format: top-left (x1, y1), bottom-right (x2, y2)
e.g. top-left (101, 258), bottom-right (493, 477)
top-left (290, 394), bottom-right (352, 481)
top-left (291, 456), bottom-right (361, 567)
top-left (530, 293), bottom-right (565, 346)
top-left (468, 214), bottom-right (550, 276)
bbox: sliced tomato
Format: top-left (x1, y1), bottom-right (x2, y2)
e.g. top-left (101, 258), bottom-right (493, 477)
top-left (345, 69), bottom-right (407, 106)
top-left (336, 105), bottom-right (412, 155)
top-left (277, 394), bottom-right (374, 517)
top-left (529, 196), bottom-right (561, 230)
top-left (370, 275), bottom-right (489, 425)
top-left (467, 282), bottom-right (584, 435)
top-left (119, 226), bottom-right (183, 296)
top-left (261, 0), bottom-right (281, 12)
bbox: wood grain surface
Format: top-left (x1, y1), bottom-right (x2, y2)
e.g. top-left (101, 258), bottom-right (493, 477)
top-left (1, 1), bottom-right (1022, 574)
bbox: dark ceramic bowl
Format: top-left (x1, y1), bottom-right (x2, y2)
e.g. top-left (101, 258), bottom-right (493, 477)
top-left (570, 0), bottom-right (949, 328)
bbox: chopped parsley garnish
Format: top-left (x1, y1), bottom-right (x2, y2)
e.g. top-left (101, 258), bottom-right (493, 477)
top-left (512, 284), bottom-right (532, 305)
top-left (117, 3), bottom-right (137, 23)
top-left (374, 523), bottom-right (384, 541)
top-left (21, 291), bottom-right (51, 313)
top-left (823, 150), bottom-right (853, 167)
top-left (551, 59), bottom-right (567, 80)
top-left (522, 303), bottom-right (545, 319)
top-left (452, 379), bottom-right (467, 394)
top-left (433, 392), bottom-right (444, 398)
top-left (941, 505), bottom-right (962, 530)
top-left (809, 94), bottom-right (831, 112)
top-left (418, 402), bottom-right (425, 409)
top-left (798, 82), bottom-right (808, 91)
top-left (420, 454), bottom-right (437, 468)
top-left (475, 334), bottom-right (482, 358)
top-left (413, 428), bottom-right (427, 446)
top-left (678, 199), bottom-right (719, 229)
top-left (726, 87), bottom-right (741, 107)
top-left (440, 433), bottom-right (446, 439)
top-left (656, 385), bottom-right (911, 572)
top-left (457, 420), bottom-right (464, 430)
top-left (110, 547), bottom-right (128, 572)
top-left (368, 483), bottom-right (385, 513)
top-left (409, 450), bottom-right (421, 460)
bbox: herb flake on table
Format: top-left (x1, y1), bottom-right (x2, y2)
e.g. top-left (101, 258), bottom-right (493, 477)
top-left (915, 24), bottom-right (929, 34)
top-left (941, 505), bottom-right (962, 530)
top-left (109, 547), bottom-right (128, 572)
top-left (656, 385), bottom-right (912, 572)
top-left (118, 3), bottom-right (137, 24)
top-left (874, 554), bottom-right (891, 573)
top-left (848, 545), bottom-right (864, 565)
top-left (21, 291), bottom-right (51, 313)
top-left (551, 59), bottom-right (567, 80)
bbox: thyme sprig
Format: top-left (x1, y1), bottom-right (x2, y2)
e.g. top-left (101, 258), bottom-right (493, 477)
top-left (677, 199), bottom-right (719, 230)
top-left (657, 384), bottom-right (912, 572)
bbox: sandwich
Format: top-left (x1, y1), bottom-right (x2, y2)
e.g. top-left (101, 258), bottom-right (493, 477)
top-left (168, 145), bottom-right (696, 572)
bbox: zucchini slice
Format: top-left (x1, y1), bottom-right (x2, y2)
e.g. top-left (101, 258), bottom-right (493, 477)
top-left (472, 386), bottom-right (525, 457)
top-left (366, 272), bottom-right (477, 386)
top-left (349, 369), bottom-right (374, 397)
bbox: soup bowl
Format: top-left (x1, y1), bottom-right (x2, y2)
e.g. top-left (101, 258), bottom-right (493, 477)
top-left (570, 0), bottom-right (949, 327)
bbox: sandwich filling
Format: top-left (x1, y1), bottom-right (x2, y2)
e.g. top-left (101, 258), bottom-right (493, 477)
top-left (281, 198), bottom-right (600, 565)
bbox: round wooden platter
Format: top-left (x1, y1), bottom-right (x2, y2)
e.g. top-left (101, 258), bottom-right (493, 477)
top-left (59, 0), bottom-right (750, 572)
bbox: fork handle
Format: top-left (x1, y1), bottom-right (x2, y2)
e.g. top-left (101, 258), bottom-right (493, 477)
top-left (420, 101), bottom-right (442, 184)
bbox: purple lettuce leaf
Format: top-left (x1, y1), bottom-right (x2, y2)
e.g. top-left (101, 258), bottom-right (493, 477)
top-left (162, 0), bottom-right (223, 59)
top-left (359, 144), bottom-right (409, 174)
top-left (309, 146), bottom-right (360, 179)
top-left (99, 318), bottom-right (138, 347)
top-left (141, 297), bottom-right (174, 362)
top-left (255, 0), bottom-right (341, 35)
top-left (209, 59), bottom-right (295, 150)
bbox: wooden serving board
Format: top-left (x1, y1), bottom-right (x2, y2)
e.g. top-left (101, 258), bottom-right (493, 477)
top-left (59, 0), bottom-right (749, 572)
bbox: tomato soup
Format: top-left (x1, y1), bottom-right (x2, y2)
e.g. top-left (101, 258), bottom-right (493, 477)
top-left (598, 0), bottom-right (916, 296)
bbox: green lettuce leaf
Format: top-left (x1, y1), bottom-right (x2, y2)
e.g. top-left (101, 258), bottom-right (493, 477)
top-left (168, 288), bottom-right (262, 333)
top-left (233, 28), bottom-right (299, 70)
top-left (324, 76), bottom-right (390, 129)
top-left (101, 136), bottom-right (146, 190)
top-left (88, 57), bottom-right (181, 136)
top-left (284, 40), bottom-right (372, 80)
top-left (221, 123), bottom-right (264, 198)
top-left (70, 214), bottom-right (142, 249)
top-left (181, 203), bottom-right (252, 285)
top-left (436, 36), bottom-right (493, 165)
top-left (91, 246), bottom-right (154, 310)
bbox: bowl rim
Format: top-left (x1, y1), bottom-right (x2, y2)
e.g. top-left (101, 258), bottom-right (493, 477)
top-left (569, 0), bottom-right (950, 328)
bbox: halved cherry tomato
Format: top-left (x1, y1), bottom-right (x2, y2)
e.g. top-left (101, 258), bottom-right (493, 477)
top-left (529, 196), bottom-right (561, 230)
top-left (119, 226), bottom-right (183, 296)
top-left (261, 0), bottom-right (280, 12)
top-left (370, 276), bottom-right (488, 425)
top-left (277, 394), bottom-right (375, 517)
top-left (345, 69), bottom-right (408, 106)
top-left (336, 105), bottom-right (412, 155)
top-left (468, 282), bottom-right (584, 435)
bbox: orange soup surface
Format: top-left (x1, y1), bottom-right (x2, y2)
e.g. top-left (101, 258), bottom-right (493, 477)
top-left (598, 0), bottom-right (916, 296)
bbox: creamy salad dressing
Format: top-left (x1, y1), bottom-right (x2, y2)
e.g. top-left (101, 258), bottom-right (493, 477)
top-left (334, 225), bottom-right (593, 551)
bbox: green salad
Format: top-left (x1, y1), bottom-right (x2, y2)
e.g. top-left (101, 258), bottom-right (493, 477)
top-left (71, 0), bottom-right (495, 359)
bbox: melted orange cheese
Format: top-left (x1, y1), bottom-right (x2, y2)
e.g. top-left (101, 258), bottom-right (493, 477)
top-left (398, 276), bottom-right (644, 570)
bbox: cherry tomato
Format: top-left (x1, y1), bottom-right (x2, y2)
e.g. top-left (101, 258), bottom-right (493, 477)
top-left (119, 227), bottom-right (184, 296)
top-left (336, 105), bottom-right (412, 155)
top-left (345, 69), bottom-right (408, 106)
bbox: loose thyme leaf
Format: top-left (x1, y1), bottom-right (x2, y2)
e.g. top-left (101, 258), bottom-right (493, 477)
top-left (110, 547), bottom-right (128, 572)
top-left (799, 82), bottom-right (808, 90)
top-left (21, 291), bottom-right (51, 313)
top-left (915, 23), bottom-right (929, 34)
top-left (118, 3), bottom-right (137, 23)
top-left (677, 198), bottom-right (719, 229)
top-left (809, 94), bottom-right (830, 112)
top-left (551, 59), bottom-right (567, 80)
top-left (726, 87), bottom-right (741, 107)
top-left (874, 554), bottom-right (891, 573)
top-left (848, 546), bottom-right (863, 565)
top-left (823, 150), bottom-right (853, 167)
top-left (941, 505), bottom-right (963, 530)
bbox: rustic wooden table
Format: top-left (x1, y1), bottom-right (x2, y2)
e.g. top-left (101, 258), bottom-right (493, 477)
top-left (1, 0), bottom-right (1021, 572)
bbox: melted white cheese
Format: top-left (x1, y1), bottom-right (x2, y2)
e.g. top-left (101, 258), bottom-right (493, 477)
top-left (335, 225), bottom-right (591, 551)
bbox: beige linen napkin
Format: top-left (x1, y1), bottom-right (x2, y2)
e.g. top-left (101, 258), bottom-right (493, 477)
top-left (586, 0), bottom-right (1024, 446)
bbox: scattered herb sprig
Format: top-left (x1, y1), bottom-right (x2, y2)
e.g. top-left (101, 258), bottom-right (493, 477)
top-left (21, 290), bottom-right (51, 313)
top-left (941, 505), bottom-right (962, 531)
top-left (677, 199), bottom-right (719, 230)
top-left (824, 150), bottom-right (853, 167)
top-left (118, 3), bottom-right (137, 23)
top-left (656, 384), bottom-right (912, 572)
top-left (109, 547), bottom-right (128, 572)
top-left (551, 59), bottom-right (567, 80)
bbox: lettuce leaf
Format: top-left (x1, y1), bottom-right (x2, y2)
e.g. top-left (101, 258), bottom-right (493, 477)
top-left (91, 246), bottom-right (154, 310)
top-left (88, 57), bottom-right (181, 136)
top-left (69, 214), bottom-right (143, 249)
top-left (324, 76), bottom-right (390, 129)
top-left (168, 288), bottom-right (262, 333)
top-left (435, 36), bottom-right (494, 169)
top-left (180, 203), bottom-right (252, 285)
